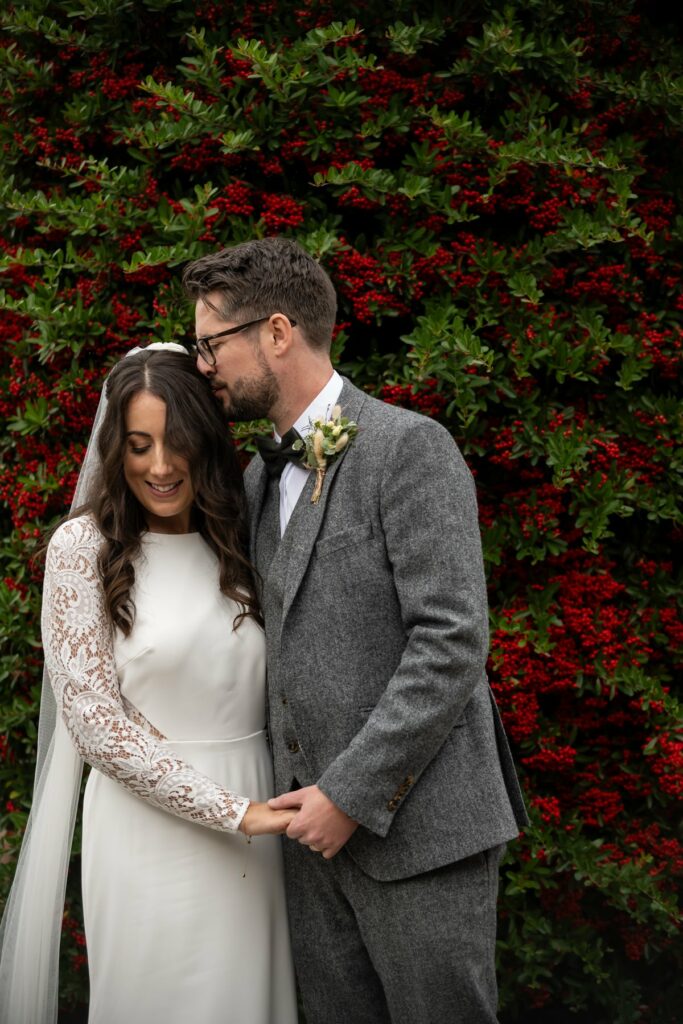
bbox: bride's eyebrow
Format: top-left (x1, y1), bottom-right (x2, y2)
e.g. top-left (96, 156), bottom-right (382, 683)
top-left (126, 430), bottom-right (152, 438)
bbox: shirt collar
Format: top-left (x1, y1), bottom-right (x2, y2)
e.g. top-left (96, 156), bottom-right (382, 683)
top-left (274, 370), bottom-right (343, 441)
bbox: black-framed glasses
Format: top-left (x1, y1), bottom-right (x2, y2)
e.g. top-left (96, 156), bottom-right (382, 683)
top-left (194, 315), bottom-right (297, 366)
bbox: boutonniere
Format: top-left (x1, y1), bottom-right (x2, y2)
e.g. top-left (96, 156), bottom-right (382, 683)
top-left (293, 404), bottom-right (359, 504)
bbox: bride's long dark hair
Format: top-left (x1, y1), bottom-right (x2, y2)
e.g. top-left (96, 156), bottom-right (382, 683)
top-left (77, 349), bottom-right (260, 636)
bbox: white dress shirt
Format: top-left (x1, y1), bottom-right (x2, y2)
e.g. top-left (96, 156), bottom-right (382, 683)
top-left (275, 370), bottom-right (343, 535)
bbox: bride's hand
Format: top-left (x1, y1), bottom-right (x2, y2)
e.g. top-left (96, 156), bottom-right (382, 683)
top-left (239, 802), bottom-right (296, 836)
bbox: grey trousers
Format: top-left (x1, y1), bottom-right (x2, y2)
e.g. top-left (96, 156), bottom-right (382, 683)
top-left (282, 840), bottom-right (505, 1024)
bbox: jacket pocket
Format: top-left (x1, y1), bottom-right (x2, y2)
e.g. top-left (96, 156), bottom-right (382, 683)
top-left (316, 521), bottom-right (373, 558)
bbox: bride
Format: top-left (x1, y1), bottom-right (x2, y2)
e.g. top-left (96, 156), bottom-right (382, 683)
top-left (0, 345), bottom-right (298, 1023)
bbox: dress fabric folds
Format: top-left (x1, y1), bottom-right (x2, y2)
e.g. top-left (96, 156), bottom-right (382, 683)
top-left (42, 517), bottom-right (297, 1024)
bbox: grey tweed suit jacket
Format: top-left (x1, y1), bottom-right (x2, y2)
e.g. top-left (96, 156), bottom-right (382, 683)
top-left (245, 377), bottom-right (527, 882)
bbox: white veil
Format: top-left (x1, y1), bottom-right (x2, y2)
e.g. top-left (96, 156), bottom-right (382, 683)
top-left (0, 342), bottom-right (187, 1023)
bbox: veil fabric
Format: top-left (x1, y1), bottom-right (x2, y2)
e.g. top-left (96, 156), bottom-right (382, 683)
top-left (0, 342), bottom-right (187, 1023)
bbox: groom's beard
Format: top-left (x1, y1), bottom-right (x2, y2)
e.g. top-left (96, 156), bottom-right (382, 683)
top-left (221, 355), bottom-right (280, 421)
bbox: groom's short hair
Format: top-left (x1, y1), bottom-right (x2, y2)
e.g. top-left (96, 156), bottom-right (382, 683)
top-left (182, 238), bottom-right (338, 352)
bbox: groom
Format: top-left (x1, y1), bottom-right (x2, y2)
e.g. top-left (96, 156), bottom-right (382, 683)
top-left (183, 238), bottom-right (527, 1024)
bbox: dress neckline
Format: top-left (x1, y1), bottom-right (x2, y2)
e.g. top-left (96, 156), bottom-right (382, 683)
top-left (142, 531), bottom-right (202, 541)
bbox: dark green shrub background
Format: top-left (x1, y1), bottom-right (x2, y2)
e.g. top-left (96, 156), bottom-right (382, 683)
top-left (1, 2), bottom-right (681, 1021)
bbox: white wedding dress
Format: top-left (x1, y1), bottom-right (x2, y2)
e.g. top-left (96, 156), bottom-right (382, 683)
top-left (42, 515), bottom-right (297, 1024)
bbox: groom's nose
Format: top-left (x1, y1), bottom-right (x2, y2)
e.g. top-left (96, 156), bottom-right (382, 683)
top-left (196, 351), bottom-right (214, 376)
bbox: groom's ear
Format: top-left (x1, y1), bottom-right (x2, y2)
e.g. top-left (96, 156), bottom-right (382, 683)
top-left (267, 312), bottom-right (295, 359)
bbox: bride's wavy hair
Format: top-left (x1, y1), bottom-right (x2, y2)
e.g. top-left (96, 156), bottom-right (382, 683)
top-left (77, 349), bottom-right (260, 636)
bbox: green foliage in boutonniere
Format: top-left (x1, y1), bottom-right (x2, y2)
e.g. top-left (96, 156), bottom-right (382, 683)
top-left (293, 404), bottom-right (359, 504)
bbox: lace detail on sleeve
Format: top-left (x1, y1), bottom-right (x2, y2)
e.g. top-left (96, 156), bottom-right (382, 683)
top-left (121, 697), bottom-right (167, 740)
top-left (41, 517), bottom-right (249, 833)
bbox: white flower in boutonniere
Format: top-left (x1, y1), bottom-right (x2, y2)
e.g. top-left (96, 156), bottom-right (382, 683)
top-left (293, 404), bottom-right (359, 504)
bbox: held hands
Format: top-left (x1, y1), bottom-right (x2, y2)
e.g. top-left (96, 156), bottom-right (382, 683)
top-left (268, 785), bottom-right (359, 859)
top-left (239, 801), bottom-right (296, 836)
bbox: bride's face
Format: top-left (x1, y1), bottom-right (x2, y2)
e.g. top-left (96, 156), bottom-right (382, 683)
top-left (123, 391), bottom-right (195, 534)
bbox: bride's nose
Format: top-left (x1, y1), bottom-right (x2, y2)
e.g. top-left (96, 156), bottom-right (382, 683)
top-left (150, 444), bottom-right (175, 476)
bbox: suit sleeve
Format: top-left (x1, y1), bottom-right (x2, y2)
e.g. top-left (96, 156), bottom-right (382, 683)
top-left (316, 416), bottom-right (489, 837)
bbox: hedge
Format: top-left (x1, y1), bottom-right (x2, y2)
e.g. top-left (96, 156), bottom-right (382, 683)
top-left (0, 1), bottom-right (681, 1020)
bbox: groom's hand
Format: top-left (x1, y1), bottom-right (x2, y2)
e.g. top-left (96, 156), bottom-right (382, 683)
top-left (268, 786), bottom-right (359, 859)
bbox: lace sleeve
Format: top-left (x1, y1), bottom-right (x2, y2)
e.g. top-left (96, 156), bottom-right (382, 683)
top-left (41, 517), bottom-right (249, 833)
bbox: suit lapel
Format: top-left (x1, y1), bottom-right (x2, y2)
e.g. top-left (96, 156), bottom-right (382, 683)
top-left (280, 378), bottom-right (367, 624)
top-left (245, 459), bottom-right (269, 564)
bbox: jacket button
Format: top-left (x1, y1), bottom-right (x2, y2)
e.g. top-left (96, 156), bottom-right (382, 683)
top-left (287, 741), bottom-right (300, 754)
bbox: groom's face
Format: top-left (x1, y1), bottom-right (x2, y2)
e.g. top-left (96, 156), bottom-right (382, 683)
top-left (194, 294), bottom-right (279, 421)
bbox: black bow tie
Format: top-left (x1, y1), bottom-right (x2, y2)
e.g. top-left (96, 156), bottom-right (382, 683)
top-left (256, 428), bottom-right (305, 478)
